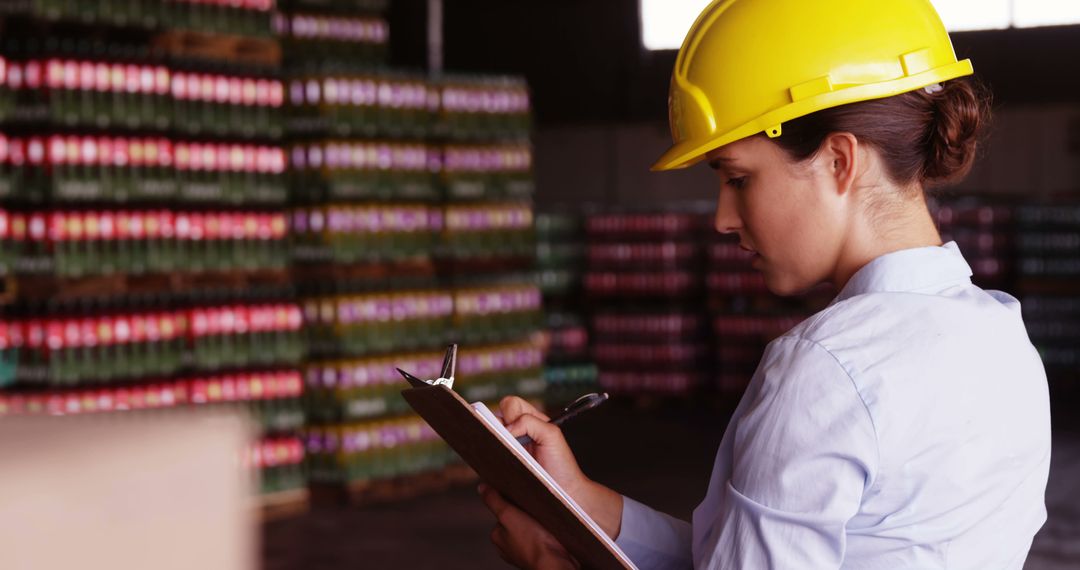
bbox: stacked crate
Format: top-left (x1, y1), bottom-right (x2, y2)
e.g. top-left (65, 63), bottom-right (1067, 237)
top-left (583, 211), bottom-right (713, 396)
top-left (280, 0), bottom-right (542, 496)
top-left (536, 212), bottom-right (597, 407)
top-left (0, 1), bottom-right (305, 502)
top-left (1014, 203), bottom-right (1080, 391)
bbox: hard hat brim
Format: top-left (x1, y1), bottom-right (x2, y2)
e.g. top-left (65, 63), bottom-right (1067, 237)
top-left (651, 59), bottom-right (975, 172)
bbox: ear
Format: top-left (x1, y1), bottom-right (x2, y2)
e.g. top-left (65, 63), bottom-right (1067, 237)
top-left (817, 132), bottom-right (859, 197)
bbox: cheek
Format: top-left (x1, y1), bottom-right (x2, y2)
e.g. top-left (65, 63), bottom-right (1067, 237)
top-left (746, 179), bottom-right (841, 286)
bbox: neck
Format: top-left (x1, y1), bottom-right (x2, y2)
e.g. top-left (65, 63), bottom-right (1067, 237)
top-left (832, 192), bottom-right (943, 290)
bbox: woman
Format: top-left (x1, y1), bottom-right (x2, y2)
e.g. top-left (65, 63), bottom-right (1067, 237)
top-left (480, 0), bottom-right (1051, 568)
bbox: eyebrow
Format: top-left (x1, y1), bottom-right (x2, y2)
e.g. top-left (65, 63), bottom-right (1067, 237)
top-left (707, 156), bottom-right (737, 170)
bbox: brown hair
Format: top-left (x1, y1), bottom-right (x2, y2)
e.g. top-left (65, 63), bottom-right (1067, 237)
top-left (771, 78), bottom-right (992, 189)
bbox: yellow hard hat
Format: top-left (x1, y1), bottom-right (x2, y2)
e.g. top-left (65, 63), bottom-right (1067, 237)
top-left (653, 0), bottom-right (974, 171)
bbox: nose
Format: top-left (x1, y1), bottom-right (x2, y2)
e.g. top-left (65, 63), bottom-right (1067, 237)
top-left (714, 183), bottom-right (742, 235)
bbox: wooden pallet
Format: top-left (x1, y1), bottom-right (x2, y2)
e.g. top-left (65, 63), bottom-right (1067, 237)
top-left (2, 269), bottom-right (293, 305)
top-left (257, 487), bottom-right (311, 523)
top-left (311, 463), bottom-right (478, 507)
top-left (154, 30), bottom-right (281, 68)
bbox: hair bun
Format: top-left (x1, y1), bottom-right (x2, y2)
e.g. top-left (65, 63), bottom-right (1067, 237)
top-left (922, 79), bottom-right (991, 186)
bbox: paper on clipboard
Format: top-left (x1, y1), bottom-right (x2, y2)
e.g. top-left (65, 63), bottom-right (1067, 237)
top-left (400, 383), bottom-right (637, 570)
top-left (471, 403), bottom-right (635, 566)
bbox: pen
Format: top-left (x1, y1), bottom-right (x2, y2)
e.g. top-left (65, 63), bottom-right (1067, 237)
top-left (515, 392), bottom-right (609, 446)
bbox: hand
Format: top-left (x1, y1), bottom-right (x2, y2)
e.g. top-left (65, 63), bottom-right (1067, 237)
top-left (479, 483), bottom-right (579, 569)
top-left (497, 396), bottom-right (624, 540)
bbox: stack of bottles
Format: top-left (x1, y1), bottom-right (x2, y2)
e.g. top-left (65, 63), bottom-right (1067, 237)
top-left (0, 4), bottom-right (304, 498)
top-left (590, 311), bottom-right (707, 394)
top-left (443, 203), bottom-right (534, 260)
top-left (536, 213), bottom-right (585, 296)
top-left (289, 204), bottom-right (443, 263)
top-left (278, 12), bottom-right (389, 72)
top-left (1015, 203), bottom-right (1080, 383)
top-left (584, 213), bottom-right (707, 300)
top-left (168, 0), bottom-right (277, 37)
top-left (0, 370), bottom-right (303, 429)
top-left (303, 341), bottom-right (542, 485)
top-left (583, 212), bottom-right (711, 396)
top-left (20, 0), bottom-right (275, 32)
top-left (535, 213), bottom-right (596, 405)
top-left (305, 412), bottom-right (452, 485)
top-left (304, 341), bottom-right (543, 424)
top-left (4, 137), bottom-right (287, 204)
top-left (40, 59), bottom-right (172, 129)
top-left (288, 141), bottom-right (439, 202)
top-left (5, 303), bottom-right (303, 386)
top-left (707, 233), bottom-right (823, 393)
top-left (246, 436), bottom-right (306, 495)
top-left (301, 289), bottom-right (454, 358)
top-left (933, 199), bottom-right (1013, 288)
top-left (442, 143), bottom-right (533, 201)
top-left (439, 76), bottom-right (531, 142)
top-left (452, 283), bottom-right (543, 344)
top-left (286, 74), bottom-right (439, 139)
top-left (171, 72), bottom-right (284, 138)
top-left (1, 210), bottom-right (289, 277)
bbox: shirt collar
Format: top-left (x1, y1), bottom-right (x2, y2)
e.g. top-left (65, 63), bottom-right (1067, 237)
top-left (832, 241), bottom-right (973, 303)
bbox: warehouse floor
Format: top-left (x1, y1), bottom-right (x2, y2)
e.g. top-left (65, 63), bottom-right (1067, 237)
top-left (264, 398), bottom-right (1080, 570)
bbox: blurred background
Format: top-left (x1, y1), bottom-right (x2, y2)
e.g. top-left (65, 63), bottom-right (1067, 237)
top-left (0, 0), bottom-right (1075, 568)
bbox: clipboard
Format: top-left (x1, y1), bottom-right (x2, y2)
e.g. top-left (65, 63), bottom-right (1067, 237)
top-left (401, 382), bottom-right (637, 570)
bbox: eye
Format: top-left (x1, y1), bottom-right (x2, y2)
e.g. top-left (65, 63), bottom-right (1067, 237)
top-left (725, 176), bottom-right (748, 190)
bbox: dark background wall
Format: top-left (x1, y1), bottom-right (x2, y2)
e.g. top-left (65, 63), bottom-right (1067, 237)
top-left (387, 1), bottom-right (1080, 207)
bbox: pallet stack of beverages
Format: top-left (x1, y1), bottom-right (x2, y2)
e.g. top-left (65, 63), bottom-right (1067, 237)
top-left (1013, 202), bottom-right (1080, 394)
top-left (278, 0), bottom-right (446, 498)
top-left (706, 233), bottom-right (826, 393)
top-left (932, 198), bottom-right (1014, 290)
top-left (437, 72), bottom-right (544, 414)
top-left (0, 1), bottom-right (307, 509)
top-left (583, 211), bottom-right (713, 397)
top-left (280, 0), bottom-right (543, 500)
top-left (536, 212), bottom-right (597, 407)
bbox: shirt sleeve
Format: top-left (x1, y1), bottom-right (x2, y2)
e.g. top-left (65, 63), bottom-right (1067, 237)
top-left (711, 336), bottom-right (879, 569)
top-left (615, 495), bottom-right (693, 569)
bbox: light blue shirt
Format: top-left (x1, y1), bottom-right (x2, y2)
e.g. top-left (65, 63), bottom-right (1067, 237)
top-left (615, 242), bottom-right (1051, 569)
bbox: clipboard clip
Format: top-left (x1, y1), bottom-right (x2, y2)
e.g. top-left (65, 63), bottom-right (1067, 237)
top-left (397, 343), bottom-right (458, 390)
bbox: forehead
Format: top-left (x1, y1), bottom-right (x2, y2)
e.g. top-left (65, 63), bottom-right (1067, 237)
top-left (705, 135), bottom-right (779, 168)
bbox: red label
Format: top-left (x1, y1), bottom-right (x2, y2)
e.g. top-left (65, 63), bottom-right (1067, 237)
top-left (239, 78), bottom-right (255, 106)
top-left (229, 77), bottom-right (243, 105)
top-left (236, 375), bottom-right (252, 401)
top-left (171, 73), bottom-right (187, 100)
top-left (158, 139), bottom-right (173, 167)
top-left (83, 212), bottom-right (101, 241)
top-left (129, 212), bottom-right (145, 240)
top-left (46, 60), bottom-right (64, 89)
top-left (129, 139), bottom-right (145, 167)
top-left (190, 379), bottom-right (209, 404)
top-left (155, 67), bottom-right (171, 96)
top-left (109, 63), bottom-right (125, 92)
top-left (159, 211), bottom-right (176, 239)
top-left (214, 76), bottom-right (229, 103)
top-left (220, 375), bottom-right (237, 402)
top-left (93, 62), bottom-right (109, 91)
top-left (46, 320), bottom-right (64, 351)
top-left (174, 143), bottom-right (190, 170)
top-left (130, 315), bottom-right (146, 343)
top-left (269, 81), bottom-right (284, 107)
top-left (124, 64), bottom-right (140, 93)
top-left (49, 212), bottom-right (66, 242)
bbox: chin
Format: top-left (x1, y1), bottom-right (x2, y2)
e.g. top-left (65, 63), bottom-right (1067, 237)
top-left (763, 272), bottom-right (811, 297)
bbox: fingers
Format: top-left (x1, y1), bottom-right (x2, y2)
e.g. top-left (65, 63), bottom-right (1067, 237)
top-left (478, 483), bottom-right (511, 519)
top-left (505, 412), bottom-right (565, 448)
top-left (499, 396), bottom-right (550, 425)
